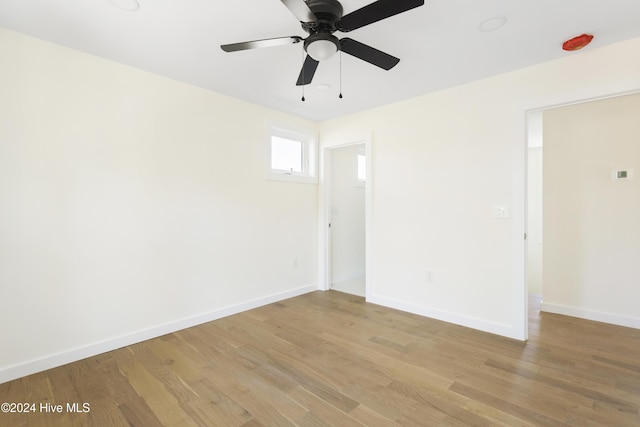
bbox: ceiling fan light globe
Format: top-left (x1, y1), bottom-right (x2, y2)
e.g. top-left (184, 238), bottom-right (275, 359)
top-left (307, 39), bottom-right (338, 61)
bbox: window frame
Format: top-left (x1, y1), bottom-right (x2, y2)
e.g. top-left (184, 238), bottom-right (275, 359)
top-left (266, 123), bottom-right (318, 184)
top-left (354, 150), bottom-right (366, 187)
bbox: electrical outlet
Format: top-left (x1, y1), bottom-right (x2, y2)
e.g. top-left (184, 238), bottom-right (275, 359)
top-left (292, 258), bottom-right (298, 268)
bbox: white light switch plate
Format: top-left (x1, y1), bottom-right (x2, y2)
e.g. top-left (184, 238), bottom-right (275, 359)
top-left (493, 205), bottom-right (509, 219)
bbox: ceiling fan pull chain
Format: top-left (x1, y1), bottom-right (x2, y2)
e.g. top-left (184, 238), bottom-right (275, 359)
top-left (339, 50), bottom-right (343, 99)
top-left (301, 48), bottom-right (306, 102)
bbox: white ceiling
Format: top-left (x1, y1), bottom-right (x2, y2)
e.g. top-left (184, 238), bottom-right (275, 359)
top-left (1, 0), bottom-right (640, 121)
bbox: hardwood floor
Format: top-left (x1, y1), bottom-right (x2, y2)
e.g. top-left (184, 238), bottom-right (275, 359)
top-left (1, 291), bottom-right (639, 426)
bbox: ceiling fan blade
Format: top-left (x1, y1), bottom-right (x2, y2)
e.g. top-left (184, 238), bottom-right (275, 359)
top-left (339, 38), bottom-right (399, 70)
top-left (280, 0), bottom-right (316, 22)
top-left (337, 0), bottom-right (424, 32)
top-left (221, 36), bottom-right (302, 52)
top-left (296, 55), bottom-right (320, 86)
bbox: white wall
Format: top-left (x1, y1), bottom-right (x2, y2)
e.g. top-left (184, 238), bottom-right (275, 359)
top-left (542, 93), bottom-right (640, 328)
top-left (330, 144), bottom-right (365, 285)
top-left (0, 28), bottom-right (318, 383)
top-left (319, 36), bottom-right (640, 340)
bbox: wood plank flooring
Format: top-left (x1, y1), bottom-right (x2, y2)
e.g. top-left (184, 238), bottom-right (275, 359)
top-left (1, 291), bottom-right (639, 426)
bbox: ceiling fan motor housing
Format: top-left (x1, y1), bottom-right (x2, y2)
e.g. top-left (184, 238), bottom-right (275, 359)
top-left (302, 0), bottom-right (344, 34)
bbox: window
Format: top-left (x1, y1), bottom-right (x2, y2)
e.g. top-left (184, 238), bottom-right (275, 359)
top-left (355, 151), bottom-right (366, 187)
top-left (271, 136), bottom-right (303, 173)
top-left (267, 124), bottom-right (317, 183)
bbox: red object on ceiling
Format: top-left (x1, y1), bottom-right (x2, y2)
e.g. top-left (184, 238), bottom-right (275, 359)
top-left (562, 34), bottom-right (594, 51)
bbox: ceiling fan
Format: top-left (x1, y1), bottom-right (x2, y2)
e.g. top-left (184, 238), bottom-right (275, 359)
top-left (220, 0), bottom-right (425, 86)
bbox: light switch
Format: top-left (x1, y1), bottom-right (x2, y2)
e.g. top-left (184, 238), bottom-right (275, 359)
top-left (493, 205), bottom-right (509, 219)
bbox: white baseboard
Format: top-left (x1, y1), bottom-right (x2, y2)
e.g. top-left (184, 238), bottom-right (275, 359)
top-left (368, 295), bottom-right (522, 340)
top-left (0, 284), bottom-right (317, 385)
top-left (540, 302), bottom-right (640, 329)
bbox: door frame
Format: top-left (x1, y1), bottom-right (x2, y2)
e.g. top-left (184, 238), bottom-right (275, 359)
top-left (319, 134), bottom-right (372, 300)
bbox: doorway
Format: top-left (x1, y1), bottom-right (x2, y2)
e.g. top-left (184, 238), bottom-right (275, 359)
top-left (328, 143), bottom-right (366, 296)
top-left (525, 91), bottom-right (640, 330)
